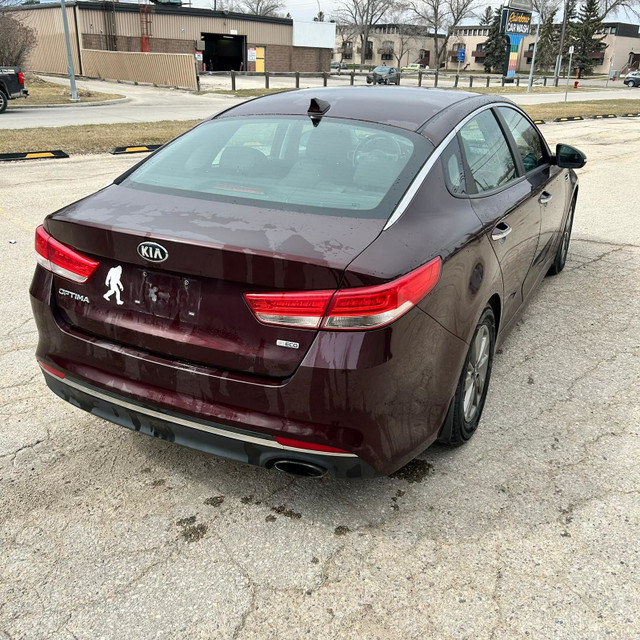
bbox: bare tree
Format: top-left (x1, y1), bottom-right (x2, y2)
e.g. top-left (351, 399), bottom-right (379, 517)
top-left (531, 0), bottom-right (561, 21)
top-left (209, 0), bottom-right (241, 10)
top-left (411, 0), bottom-right (479, 76)
top-left (335, 0), bottom-right (388, 66)
top-left (597, 0), bottom-right (640, 17)
top-left (384, 5), bottom-right (421, 68)
top-left (334, 19), bottom-right (361, 65)
top-left (237, 0), bottom-right (284, 17)
top-left (0, 11), bottom-right (37, 67)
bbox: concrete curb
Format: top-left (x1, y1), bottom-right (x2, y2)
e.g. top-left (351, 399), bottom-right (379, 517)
top-left (10, 97), bottom-right (131, 110)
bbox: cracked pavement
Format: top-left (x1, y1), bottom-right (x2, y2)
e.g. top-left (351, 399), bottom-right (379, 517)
top-left (0, 118), bottom-right (639, 639)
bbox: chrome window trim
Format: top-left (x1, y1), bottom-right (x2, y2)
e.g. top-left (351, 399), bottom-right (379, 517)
top-left (383, 102), bottom-right (523, 230)
top-left (42, 368), bottom-right (357, 458)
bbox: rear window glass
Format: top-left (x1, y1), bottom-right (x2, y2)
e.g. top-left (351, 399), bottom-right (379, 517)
top-left (123, 116), bottom-right (432, 220)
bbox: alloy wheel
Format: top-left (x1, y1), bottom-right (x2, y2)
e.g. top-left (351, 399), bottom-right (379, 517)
top-left (463, 324), bottom-right (491, 422)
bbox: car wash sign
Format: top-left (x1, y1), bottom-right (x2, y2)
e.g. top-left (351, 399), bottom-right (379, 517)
top-left (500, 7), bottom-right (531, 79)
top-left (501, 8), bottom-right (532, 36)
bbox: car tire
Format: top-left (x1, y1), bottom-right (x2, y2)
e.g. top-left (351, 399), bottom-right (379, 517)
top-left (548, 197), bottom-right (575, 276)
top-left (439, 306), bottom-right (496, 446)
top-left (0, 91), bottom-right (8, 114)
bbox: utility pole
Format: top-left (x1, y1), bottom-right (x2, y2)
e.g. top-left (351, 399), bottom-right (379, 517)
top-left (60, 0), bottom-right (79, 101)
top-left (527, 18), bottom-right (540, 93)
top-left (564, 44), bottom-right (573, 101)
top-left (554, 0), bottom-right (569, 87)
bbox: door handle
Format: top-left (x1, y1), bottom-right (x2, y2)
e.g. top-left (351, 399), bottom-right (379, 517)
top-left (539, 191), bottom-right (553, 205)
top-left (491, 222), bottom-right (512, 241)
top-left (564, 173), bottom-right (570, 181)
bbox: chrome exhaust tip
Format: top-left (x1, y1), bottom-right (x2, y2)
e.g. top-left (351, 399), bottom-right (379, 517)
top-left (273, 460), bottom-right (327, 478)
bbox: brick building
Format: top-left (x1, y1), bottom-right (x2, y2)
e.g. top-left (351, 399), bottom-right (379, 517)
top-left (6, 1), bottom-right (335, 76)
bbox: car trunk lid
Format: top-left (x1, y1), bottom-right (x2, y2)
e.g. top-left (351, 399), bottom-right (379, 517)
top-left (46, 184), bottom-right (385, 378)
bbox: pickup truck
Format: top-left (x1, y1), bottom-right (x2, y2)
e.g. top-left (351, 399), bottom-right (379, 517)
top-left (0, 67), bottom-right (29, 113)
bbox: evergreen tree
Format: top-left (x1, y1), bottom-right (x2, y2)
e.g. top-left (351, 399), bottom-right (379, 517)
top-left (479, 6), bottom-right (493, 25)
top-left (482, 7), bottom-right (508, 73)
top-left (535, 9), bottom-right (557, 72)
top-left (570, 0), bottom-right (605, 77)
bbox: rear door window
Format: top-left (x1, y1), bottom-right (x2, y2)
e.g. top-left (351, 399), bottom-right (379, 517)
top-left (459, 110), bottom-right (517, 194)
top-left (497, 107), bottom-right (548, 172)
top-left (441, 137), bottom-right (467, 196)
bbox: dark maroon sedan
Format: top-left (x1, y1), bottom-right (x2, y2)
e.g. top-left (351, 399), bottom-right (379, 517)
top-left (31, 87), bottom-right (586, 478)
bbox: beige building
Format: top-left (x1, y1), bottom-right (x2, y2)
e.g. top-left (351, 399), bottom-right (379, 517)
top-left (5, 1), bottom-right (335, 75)
top-left (449, 21), bottom-right (640, 75)
top-left (334, 24), bottom-right (445, 68)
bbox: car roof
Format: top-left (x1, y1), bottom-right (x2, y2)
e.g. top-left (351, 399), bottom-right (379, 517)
top-left (215, 86), bottom-right (498, 133)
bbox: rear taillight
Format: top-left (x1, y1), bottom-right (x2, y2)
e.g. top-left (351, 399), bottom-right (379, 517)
top-left (18, 72), bottom-right (24, 85)
top-left (35, 225), bottom-right (99, 283)
top-left (244, 257), bottom-right (441, 331)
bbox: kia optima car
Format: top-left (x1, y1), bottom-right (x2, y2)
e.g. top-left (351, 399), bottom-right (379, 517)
top-left (31, 87), bottom-right (585, 478)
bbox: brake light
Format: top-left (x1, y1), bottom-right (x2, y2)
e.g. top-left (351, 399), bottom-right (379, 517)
top-left (18, 72), bottom-right (24, 85)
top-left (244, 257), bottom-right (441, 331)
top-left (244, 289), bottom-right (334, 329)
top-left (35, 225), bottom-right (99, 283)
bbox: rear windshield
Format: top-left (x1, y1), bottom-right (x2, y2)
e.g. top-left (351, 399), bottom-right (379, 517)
top-left (122, 116), bottom-right (433, 220)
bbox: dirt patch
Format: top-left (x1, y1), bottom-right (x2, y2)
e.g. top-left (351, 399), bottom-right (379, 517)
top-left (390, 459), bottom-right (434, 483)
top-left (334, 525), bottom-right (350, 536)
top-left (176, 515), bottom-right (207, 543)
top-left (204, 496), bottom-right (224, 507)
top-left (271, 505), bottom-right (301, 519)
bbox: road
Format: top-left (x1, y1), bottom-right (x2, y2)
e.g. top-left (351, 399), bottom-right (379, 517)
top-left (1, 118), bottom-right (639, 639)
top-left (1, 77), bottom-right (243, 129)
top-left (1, 74), bottom-right (637, 129)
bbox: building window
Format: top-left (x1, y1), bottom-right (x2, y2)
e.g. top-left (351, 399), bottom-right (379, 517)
top-left (380, 40), bottom-right (394, 61)
top-left (365, 40), bottom-right (373, 60)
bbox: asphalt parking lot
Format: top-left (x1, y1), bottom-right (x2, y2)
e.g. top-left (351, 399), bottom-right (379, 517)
top-left (1, 118), bottom-right (639, 639)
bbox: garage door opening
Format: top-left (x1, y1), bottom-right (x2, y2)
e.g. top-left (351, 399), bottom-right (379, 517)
top-left (202, 33), bottom-right (246, 71)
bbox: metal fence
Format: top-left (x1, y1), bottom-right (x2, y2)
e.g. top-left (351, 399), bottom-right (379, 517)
top-left (201, 70), bottom-right (550, 92)
top-left (81, 50), bottom-right (198, 91)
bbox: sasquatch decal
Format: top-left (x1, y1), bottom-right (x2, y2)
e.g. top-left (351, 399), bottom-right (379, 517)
top-left (103, 265), bottom-right (124, 305)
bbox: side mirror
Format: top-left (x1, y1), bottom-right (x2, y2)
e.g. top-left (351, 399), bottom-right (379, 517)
top-left (555, 143), bottom-right (587, 169)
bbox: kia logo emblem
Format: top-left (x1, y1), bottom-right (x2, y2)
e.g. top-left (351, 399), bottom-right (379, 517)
top-left (137, 242), bottom-right (168, 263)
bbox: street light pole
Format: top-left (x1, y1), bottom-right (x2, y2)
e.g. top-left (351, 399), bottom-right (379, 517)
top-left (527, 18), bottom-right (540, 93)
top-left (554, 0), bottom-right (569, 86)
top-left (60, 0), bottom-right (79, 102)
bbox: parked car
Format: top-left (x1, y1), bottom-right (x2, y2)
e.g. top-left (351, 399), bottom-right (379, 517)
top-left (624, 70), bottom-right (640, 87)
top-left (366, 66), bottom-right (400, 84)
top-left (401, 63), bottom-right (426, 73)
top-left (31, 87), bottom-right (585, 478)
top-left (330, 61), bottom-right (348, 71)
top-left (0, 66), bottom-right (28, 113)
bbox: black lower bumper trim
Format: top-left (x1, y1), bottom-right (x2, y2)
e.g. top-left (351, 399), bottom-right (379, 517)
top-left (43, 373), bottom-right (376, 478)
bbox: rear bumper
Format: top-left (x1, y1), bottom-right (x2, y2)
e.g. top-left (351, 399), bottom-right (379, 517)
top-left (10, 89), bottom-right (28, 99)
top-left (31, 266), bottom-right (468, 476)
top-left (42, 368), bottom-right (374, 478)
